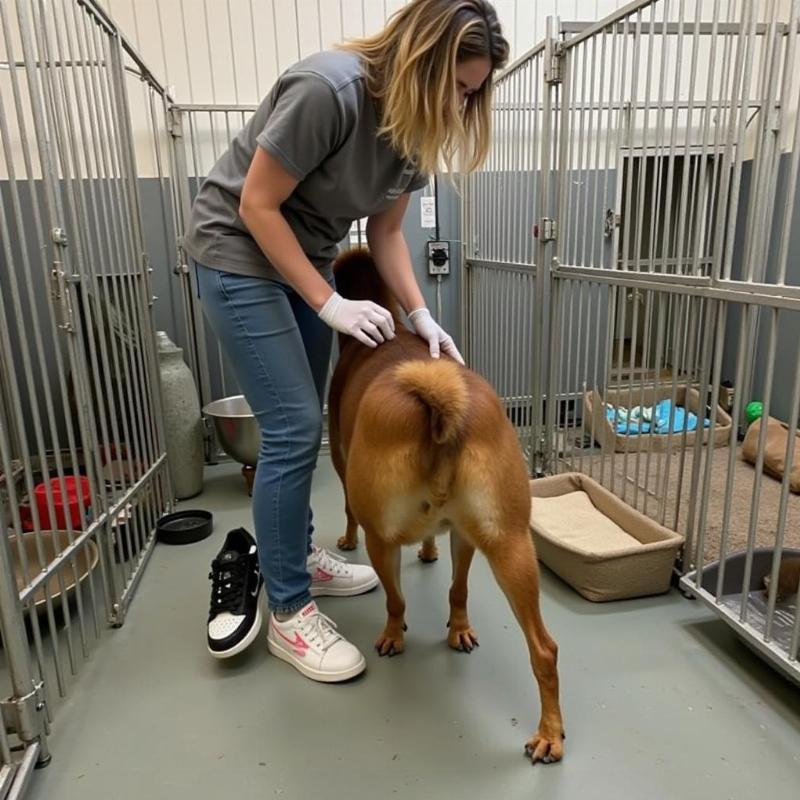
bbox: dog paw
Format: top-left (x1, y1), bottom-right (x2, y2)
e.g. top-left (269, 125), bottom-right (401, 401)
top-left (336, 535), bottom-right (358, 551)
top-left (417, 543), bottom-right (439, 562)
top-left (447, 625), bottom-right (479, 653)
top-left (375, 629), bottom-right (405, 657)
top-left (524, 727), bottom-right (564, 765)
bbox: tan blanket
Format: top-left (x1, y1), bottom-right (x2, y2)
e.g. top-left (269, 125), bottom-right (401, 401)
top-left (531, 491), bottom-right (637, 555)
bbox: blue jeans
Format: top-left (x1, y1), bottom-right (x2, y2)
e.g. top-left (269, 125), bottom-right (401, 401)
top-left (196, 264), bottom-right (333, 614)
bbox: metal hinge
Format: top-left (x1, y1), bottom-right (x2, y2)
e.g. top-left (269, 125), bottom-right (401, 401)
top-left (768, 109), bottom-right (781, 132)
top-left (50, 226), bottom-right (76, 331)
top-left (167, 106), bottom-right (183, 137)
top-left (540, 217), bottom-right (557, 243)
top-left (142, 252), bottom-right (156, 306)
top-left (0, 680), bottom-right (47, 742)
top-left (604, 208), bottom-right (621, 238)
top-left (50, 265), bottom-right (75, 332)
top-left (174, 238), bottom-right (190, 275)
top-left (110, 601), bottom-right (125, 627)
top-left (545, 39), bottom-right (564, 84)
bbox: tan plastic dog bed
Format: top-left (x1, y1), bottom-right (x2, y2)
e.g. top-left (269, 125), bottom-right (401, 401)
top-left (584, 385), bottom-right (732, 454)
top-left (529, 473), bottom-right (684, 601)
top-left (743, 416), bottom-right (800, 492)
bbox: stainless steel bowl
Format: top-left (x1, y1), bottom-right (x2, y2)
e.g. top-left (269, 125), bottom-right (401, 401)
top-left (202, 395), bottom-right (261, 466)
top-left (9, 531), bottom-right (99, 610)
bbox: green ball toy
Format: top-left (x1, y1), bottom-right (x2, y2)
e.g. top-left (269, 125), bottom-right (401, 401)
top-left (745, 401), bottom-right (763, 426)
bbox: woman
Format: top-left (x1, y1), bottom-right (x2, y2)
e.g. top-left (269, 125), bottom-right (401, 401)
top-left (184, 0), bottom-right (509, 682)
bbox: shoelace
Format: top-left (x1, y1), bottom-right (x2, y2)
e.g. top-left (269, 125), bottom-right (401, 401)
top-left (208, 555), bottom-right (247, 617)
top-left (298, 610), bottom-right (343, 652)
top-left (313, 547), bottom-right (349, 576)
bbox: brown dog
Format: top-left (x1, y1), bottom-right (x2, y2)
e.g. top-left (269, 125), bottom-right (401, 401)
top-left (763, 557), bottom-right (800, 602)
top-left (327, 249), bottom-right (564, 764)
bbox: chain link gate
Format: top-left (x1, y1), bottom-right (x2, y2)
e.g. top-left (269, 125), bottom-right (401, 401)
top-left (464, 1), bottom-right (800, 684)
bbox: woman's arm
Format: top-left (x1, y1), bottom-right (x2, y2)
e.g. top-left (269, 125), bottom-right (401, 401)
top-left (365, 193), bottom-right (426, 315)
top-left (239, 147), bottom-right (334, 312)
top-left (240, 148), bottom-right (394, 346)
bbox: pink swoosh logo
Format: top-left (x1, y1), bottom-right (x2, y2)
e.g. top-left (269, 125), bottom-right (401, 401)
top-left (274, 628), bottom-right (309, 658)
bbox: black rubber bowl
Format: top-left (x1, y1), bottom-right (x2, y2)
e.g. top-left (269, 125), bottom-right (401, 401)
top-left (156, 510), bottom-right (213, 545)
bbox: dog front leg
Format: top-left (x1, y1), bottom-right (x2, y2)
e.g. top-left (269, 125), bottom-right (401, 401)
top-left (447, 531), bottom-right (478, 652)
top-left (336, 501), bottom-right (359, 551)
top-left (364, 530), bottom-right (406, 656)
top-left (329, 437), bottom-right (360, 552)
top-left (417, 536), bottom-right (439, 562)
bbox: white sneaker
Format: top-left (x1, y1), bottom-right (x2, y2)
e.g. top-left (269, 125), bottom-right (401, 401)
top-left (267, 601), bottom-right (366, 683)
top-left (307, 545), bottom-right (379, 597)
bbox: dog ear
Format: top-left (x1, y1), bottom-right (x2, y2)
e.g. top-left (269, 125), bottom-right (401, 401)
top-left (332, 248), bottom-right (378, 301)
top-left (332, 247), bottom-right (403, 321)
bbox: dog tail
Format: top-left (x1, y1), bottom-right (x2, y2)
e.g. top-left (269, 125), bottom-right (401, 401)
top-left (394, 359), bottom-right (468, 446)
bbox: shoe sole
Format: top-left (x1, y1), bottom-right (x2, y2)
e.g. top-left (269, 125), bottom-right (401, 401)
top-left (309, 574), bottom-right (380, 598)
top-left (267, 637), bottom-right (366, 683)
top-left (207, 605), bottom-right (263, 659)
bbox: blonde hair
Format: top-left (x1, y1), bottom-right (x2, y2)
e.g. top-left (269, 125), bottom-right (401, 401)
top-left (339, 0), bottom-right (509, 176)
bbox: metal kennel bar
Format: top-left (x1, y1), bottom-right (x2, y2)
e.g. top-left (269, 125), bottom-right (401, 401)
top-left (0, 494), bottom-right (49, 797)
top-left (169, 103), bottom-right (259, 414)
top-left (463, 1), bottom-right (800, 684)
top-left (0, 0), bottom-right (172, 791)
top-left (461, 40), bottom-right (547, 465)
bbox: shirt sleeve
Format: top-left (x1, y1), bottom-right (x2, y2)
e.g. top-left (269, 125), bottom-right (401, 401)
top-left (255, 71), bottom-right (344, 181)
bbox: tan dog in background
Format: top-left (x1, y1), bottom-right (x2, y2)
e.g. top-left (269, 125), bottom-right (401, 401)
top-left (327, 249), bottom-right (564, 764)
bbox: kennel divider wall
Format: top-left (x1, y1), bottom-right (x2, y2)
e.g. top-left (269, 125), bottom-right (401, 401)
top-left (462, 2), bottom-right (800, 684)
top-left (0, 1), bottom-right (173, 793)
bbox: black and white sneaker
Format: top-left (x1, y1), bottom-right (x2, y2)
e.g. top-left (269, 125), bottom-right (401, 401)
top-left (207, 528), bottom-right (263, 659)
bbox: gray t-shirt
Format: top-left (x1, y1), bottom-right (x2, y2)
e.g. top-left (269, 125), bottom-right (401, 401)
top-left (183, 50), bottom-right (428, 280)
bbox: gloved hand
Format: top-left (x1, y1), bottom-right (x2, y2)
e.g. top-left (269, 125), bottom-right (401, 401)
top-left (408, 307), bottom-right (465, 365)
top-left (318, 291), bottom-right (395, 348)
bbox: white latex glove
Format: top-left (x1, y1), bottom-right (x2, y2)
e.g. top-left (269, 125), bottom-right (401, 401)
top-left (408, 307), bottom-right (465, 365)
top-left (318, 291), bottom-right (395, 348)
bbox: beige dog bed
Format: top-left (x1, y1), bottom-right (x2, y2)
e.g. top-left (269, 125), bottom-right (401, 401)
top-left (742, 416), bottom-right (800, 493)
top-left (584, 385), bottom-right (732, 454)
top-left (529, 472), bottom-right (684, 601)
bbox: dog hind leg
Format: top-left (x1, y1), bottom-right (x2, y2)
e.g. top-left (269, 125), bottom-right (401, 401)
top-left (483, 531), bottom-right (564, 764)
